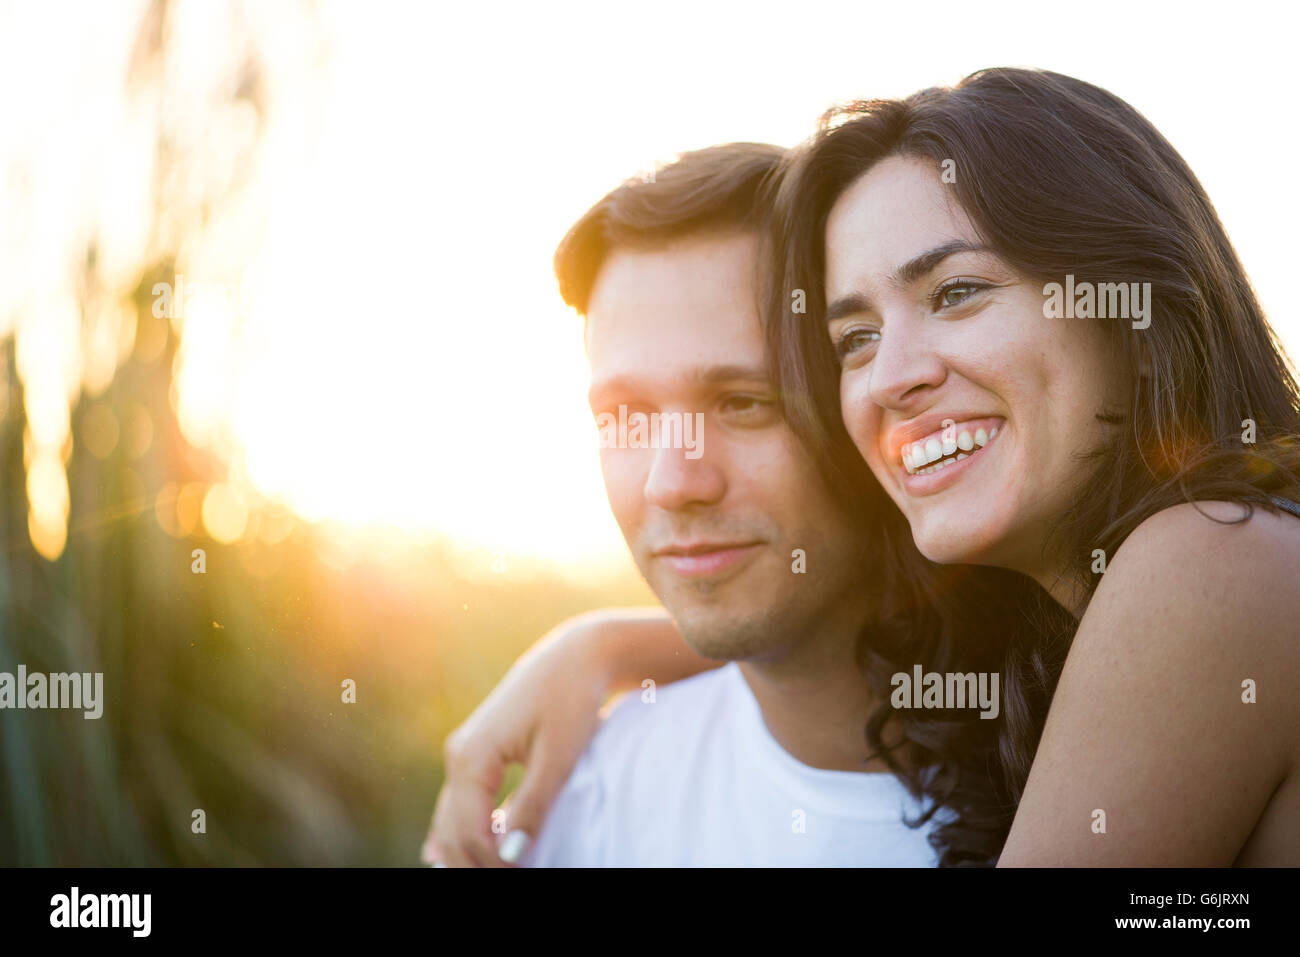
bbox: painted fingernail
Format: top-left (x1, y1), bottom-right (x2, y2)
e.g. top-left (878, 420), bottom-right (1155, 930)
top-left (498, 829), bottom-right (531, 864)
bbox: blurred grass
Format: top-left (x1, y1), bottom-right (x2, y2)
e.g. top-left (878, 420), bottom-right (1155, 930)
top-left (0, 370), bottom-right (653, 865)
top-left (0, 326), bottom-right (654, 865)
top-left (0, 1), bottom-right (658, 866)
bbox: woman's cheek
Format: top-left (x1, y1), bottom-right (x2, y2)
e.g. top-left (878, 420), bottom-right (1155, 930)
top-left (839, 368), bottom-right (882, 471)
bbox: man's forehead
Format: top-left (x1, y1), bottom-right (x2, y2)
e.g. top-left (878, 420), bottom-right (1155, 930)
top-left (585, 304), bottom-right (768, 392)
top-left (591, 358), bottom-right (769, 390)
top-left (583, 234), bottom-right (767, 386)
top-left (585, 232), bottom-right (757, 321)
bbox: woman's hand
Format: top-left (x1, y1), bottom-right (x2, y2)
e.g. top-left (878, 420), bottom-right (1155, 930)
top-left (422, 607), bottom-right (715, 867)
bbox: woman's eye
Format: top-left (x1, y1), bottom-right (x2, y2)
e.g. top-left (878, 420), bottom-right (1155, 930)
top-left (834, 327), bottom-right (879, 362)
top-left (933, 281), bottom-right (986, 310)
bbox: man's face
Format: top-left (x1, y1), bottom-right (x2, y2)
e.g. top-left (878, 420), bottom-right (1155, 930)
top-left (585, 231), bottom-right (869, 660)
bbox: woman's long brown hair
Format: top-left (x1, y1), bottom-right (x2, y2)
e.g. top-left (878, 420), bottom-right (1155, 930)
top-left (767, 67), bottom-right (1300, 865)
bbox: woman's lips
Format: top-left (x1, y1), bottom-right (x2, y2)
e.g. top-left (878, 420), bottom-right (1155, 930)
top-left (655, 543), bottom-right (762, 578)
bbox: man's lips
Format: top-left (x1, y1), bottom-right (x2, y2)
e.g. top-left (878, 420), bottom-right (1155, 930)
top-left (652, 542), bottom-right (763, 577)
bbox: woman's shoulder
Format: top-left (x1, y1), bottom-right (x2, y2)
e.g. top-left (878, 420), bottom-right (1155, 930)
top-left (1106, 497), bottom-right (1300, 599)
top-left (1001, 496), bottom-right (1300, 864)
top-left (1078, 496), bottom-right (1300, 720)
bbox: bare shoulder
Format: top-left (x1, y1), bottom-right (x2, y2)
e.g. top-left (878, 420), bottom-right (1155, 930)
top-left (1094, 499), bottom-right (1300, 650)
top-left (1082, 498), bottom-right (1300, 680)
top-left (999, 500), bottom-right (1300, 864)
top-left (1117, 497), bottom-right (1300, 558)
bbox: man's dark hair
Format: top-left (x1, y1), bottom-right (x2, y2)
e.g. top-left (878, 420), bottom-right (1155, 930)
top-left (553, 142), bottom-right (785, 315)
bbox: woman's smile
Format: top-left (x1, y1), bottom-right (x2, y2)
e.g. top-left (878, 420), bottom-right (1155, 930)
top-left (897, 417), bottom-right (1004, 494)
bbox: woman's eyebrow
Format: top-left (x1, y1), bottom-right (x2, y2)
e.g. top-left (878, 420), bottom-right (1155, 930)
top-left (825, 292), bottom-right (872, 324)
top-left (890, 239), bottom-right (990, 288)
top-left (825, 239), bottom-right (991, 324)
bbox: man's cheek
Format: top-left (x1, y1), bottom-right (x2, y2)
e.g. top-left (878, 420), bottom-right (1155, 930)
top-left (599, 458), bottom-right (649, 536)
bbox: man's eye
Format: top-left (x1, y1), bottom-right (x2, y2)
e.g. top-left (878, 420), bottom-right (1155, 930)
top-left (719, 394), bottom-right (778, 422)
top-left (721, 395), bottom-right (762, 413)
top-left (833, 327), bottom-right (879, 362)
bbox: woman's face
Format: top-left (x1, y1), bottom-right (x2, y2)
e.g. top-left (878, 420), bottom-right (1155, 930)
top-left (823, 153), bottom-right (1130, 579)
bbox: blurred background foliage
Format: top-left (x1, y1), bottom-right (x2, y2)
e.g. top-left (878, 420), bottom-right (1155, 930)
top-left (0, 0), bottom-right (652, 865)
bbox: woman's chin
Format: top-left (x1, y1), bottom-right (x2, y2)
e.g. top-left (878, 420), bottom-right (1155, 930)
top-left (911, 521), bottom-right (1001, 568)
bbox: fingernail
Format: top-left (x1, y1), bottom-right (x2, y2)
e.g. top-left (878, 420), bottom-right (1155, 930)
top-left (420, 835), bottom-right (441, 865)
top-left (498, 829), bottom-right (531, 864)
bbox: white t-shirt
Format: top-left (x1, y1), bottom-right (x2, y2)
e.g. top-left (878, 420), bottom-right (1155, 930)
top-left (522, 662), bottom-right (944, 867)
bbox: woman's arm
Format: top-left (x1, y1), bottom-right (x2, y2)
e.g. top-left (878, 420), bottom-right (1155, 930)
top-left (998, 502), bottom-right (1300, 866)
top-left (592, 608), bottom-right (721, 692)
top-left (424, 607), bottom-right (718, 867)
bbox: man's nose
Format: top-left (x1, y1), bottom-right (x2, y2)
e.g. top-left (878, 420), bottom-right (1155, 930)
top-left (643, 443), bottom-right (726, 511)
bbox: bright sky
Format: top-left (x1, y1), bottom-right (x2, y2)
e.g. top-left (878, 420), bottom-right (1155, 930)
top-left (4, 0), bottom-right (1298, 567)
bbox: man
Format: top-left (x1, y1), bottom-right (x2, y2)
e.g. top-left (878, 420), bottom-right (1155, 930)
top-left (430, 143), bottom-right (942, 866)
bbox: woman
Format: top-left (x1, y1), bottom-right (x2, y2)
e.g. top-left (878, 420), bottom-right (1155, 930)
top-left (429, 68), bottom-right (1300, 866)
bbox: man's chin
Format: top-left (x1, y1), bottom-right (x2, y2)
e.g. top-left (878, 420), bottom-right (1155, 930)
top-left (639, 563), bottom-right (791, 659)
top-left (664, 606), bottom-right (781, 662)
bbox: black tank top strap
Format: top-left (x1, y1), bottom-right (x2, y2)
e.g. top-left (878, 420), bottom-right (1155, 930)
top-left (1266, 494), bottom-right (1300, 520)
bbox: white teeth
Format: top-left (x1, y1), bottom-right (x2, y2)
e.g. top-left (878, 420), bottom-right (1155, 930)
top-left (902, 422), bottom-right (1002, 474)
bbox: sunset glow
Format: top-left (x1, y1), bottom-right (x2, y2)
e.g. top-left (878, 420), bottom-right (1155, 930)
top-left (4, 0), bottom-right (1298, 568)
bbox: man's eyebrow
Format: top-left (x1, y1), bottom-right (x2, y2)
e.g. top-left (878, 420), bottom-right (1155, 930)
top-left (825, 239), bottom-right (991, 324)
top-left (587, 376), bottom-right (636, 408)
top-left (692, 363), bottom-right (770, 385)
top-left (588, 364), bottom-right (770, 406)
